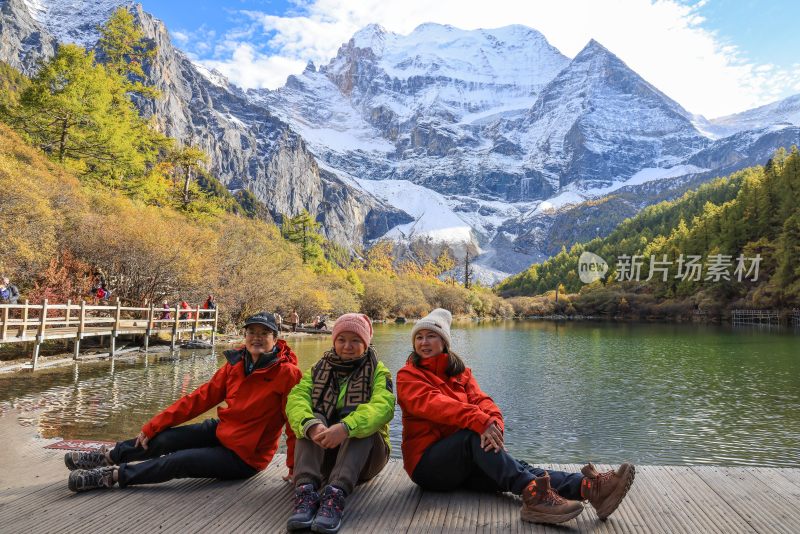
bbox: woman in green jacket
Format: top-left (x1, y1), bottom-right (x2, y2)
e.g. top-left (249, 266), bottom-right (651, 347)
top-left (286, 313), bottom-right (395, 534)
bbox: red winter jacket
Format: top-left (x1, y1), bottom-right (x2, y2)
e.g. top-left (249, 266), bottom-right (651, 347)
top-left (141, 339), bottom-right (301, 471)
top-left (396, 352), bottom-right (504, 476)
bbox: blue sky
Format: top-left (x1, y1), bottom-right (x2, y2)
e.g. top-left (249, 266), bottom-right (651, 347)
top-left (137, 0), bottom-right (800, 118)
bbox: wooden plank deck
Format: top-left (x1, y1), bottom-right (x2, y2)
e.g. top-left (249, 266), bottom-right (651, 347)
top-left (1, 448), bottom-right (798, 534)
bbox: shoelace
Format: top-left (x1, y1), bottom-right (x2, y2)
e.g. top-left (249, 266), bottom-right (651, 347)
top-left (583, 470), bottom-right (615, 499)
top-left (294, 492), bottom-right (317, 512)
top-left (542, 488), bottom-right (567, 505)
top-left (77, 468), bottom-right (110, 489)
top-left (529, 479), bottom-right (567, 505)
top-left (318, 493), bottom-right (344, 517)
top-left (75, 451), bottom-right (106, 469)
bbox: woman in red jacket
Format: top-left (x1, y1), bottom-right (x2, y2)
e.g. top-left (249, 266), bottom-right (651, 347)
top-left (64, 312), bottom-right (302, 492)
top-left (397, 308), bottom-right (635, 525)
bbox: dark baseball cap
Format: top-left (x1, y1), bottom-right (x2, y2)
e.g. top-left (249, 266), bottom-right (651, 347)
top-left (243, 312), bottom-right (279, 335)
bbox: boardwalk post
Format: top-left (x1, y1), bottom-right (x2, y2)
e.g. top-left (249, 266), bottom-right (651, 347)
top-left (74, 300), bottom-right (86, 360)
top-left (64, 299), bottom-right (72, 350)
top-left (192, 305), bottom-right (201, 341)
top-left (1, 306), bottom-right (8, 342)
top-left (212, 307), bottom-right (218, 345)
top-left (171, 305), bottom-right (179, 350)
top-left (32, 299), bottom-right (47, 371)
top-left (22, 299), bottom-right (29, 339)
top-left (111, 298), bottom-right (121, 359)
top-left (144, 303), bottom-right (153, 352)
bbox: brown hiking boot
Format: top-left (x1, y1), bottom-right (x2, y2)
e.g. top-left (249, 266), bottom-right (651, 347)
top-left (580, 462), bottom-right (636, 520)
top-left (521, 472), bottom-right (584, 524)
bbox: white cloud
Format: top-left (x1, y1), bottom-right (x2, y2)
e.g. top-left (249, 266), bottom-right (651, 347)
top-left (188, 0), bottom-right (800, 117)
top-left (200, 42), bottom-right (306, 89)
top-left (171, 31), bottom-right (189, 44)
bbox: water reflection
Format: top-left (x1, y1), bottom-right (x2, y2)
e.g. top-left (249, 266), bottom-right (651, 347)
top-left (1, 321), bottom-right (798, 468)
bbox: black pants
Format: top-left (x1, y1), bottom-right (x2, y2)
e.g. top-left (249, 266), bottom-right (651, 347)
top-left (110, 419), bottom-right (257, 487)
top-left (411, 429), bottom-right (584, 500)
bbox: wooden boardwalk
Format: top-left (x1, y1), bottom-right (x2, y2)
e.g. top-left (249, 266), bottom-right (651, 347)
top-left (1, 444), bottom-right (799, 534)
top-left (0, 300), bottom-right (218, 369)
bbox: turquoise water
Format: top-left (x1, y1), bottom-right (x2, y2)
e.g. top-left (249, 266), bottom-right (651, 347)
top-left (1, 321), bottom-right (798, 467)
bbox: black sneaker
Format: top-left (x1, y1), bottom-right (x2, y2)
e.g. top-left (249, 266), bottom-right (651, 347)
top-left (311, 485), bottom-right (345, 534)
top-left (287, 483), bottom-right (320, 531)
top-left (64, 446), bottom-right (111, 471)
top-left (68, 466), bottom-right (116, 492)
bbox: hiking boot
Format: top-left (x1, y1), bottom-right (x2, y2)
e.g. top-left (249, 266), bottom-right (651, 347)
top-left (287, 483), bottom-right (320, 531)
top-left (521, 472), bottom-right (584, 524)
top-left (68, 466), bottom-right (116, 492)
top-left (64, 446), bottom-right (111, 471)
top-left (311, 485), bottom-right (346, 534)
top-left (580, 462), bottom-right (636, 520)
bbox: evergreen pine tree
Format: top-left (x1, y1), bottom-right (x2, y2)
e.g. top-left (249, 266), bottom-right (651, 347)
top-left (11, 45), bottom-right (157, 182)
top-left (97, 7), bottom-right (158, 98)
top-left (283, 210), bottom-right (324, 266)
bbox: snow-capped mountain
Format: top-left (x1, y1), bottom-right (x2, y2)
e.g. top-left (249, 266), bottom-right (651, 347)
top-left (2, 1), bottom-right (799, 282)
top-left (253, 23), bottom-right (571, 200)
top-left (703, 93), bottom-right (800, 138)
top-left (513, 39), bottom-right (709, 191)
top-left (257, 23), bottom-right (791, 280)
top-left (21, 0), bottom-right (127, 47)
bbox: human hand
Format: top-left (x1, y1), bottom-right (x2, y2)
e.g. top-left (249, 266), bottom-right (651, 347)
top-left (282, 470), bottom-right (293, 482)
top-left (480, 422), bottom-right (504, 453)
top-left (316, 423), bottom-right (348, 449)
top-left (134, 431), bottom-right (150, 450)
top-left (308, 423), bottom-right (327, 444)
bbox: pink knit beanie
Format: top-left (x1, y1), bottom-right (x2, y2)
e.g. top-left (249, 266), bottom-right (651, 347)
top-left (332, 313), bottom-right (373, 347)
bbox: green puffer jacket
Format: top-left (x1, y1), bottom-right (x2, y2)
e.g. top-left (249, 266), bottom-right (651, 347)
top-left (287, 360), bottom-right (395, 449)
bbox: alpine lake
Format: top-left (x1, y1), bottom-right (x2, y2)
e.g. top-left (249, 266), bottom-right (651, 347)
top-left (1, 320), bottom-right (798, 468)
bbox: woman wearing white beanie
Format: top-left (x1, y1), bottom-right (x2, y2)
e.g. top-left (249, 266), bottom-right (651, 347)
top-left (397, 308), bottom-right (636, 526)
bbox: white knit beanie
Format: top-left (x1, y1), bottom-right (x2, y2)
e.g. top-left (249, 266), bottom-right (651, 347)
top-left (411, 308), bottom-right (453, 349)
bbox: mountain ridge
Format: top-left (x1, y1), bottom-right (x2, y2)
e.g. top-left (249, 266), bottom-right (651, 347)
top-left (1, 1), bottom-right (799, 282)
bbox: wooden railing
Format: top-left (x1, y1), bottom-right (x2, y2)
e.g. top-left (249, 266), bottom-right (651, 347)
top-left (731, 309), bottom-right (780, 326)
top-left (0, 299), bottom-right (219, 370)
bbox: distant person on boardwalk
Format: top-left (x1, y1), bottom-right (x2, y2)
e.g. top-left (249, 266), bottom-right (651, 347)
top-left (275, 312), bottom-right (283, 332)
top-left (0, 277), bottom-right (19, 304)
top-left (90, 270), bottom-right (109, 303)
top-left (179, 300), bottom-right (192, 320)
top-left (64, 312), bottom-right (302, 492)
top-left (290, 309), bottom-right (300, 332)
top-left (285, 313), bottom-right (394, 533)
top-left (203, 295), bottom-right (216, 310)
top-left (161, 300), bottom-right (171, 321)
top-left (396, 308), bottom-right (636, 525)
top-left (313, 315), bottom-right (328, 330)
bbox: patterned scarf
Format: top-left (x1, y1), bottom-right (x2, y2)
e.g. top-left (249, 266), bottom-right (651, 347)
top-left (311, 346), bottom-right (377, 424)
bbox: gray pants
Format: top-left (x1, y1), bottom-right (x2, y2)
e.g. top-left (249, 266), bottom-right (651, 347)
top-left (293, 433), bottom-right (389, 495)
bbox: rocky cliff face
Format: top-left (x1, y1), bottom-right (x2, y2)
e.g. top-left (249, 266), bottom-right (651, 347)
top-left (0, 0), bottom-right (56, 75)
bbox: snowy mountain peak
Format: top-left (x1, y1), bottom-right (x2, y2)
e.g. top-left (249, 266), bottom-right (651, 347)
top-left (705, 92), bottom-right (800, 138)
top-left (304, 60), bottom-right (316, 73)
top-left (21, 0), bottom-right (130, 47)
top-left (560, 37), bottom-right (693, 120)
top-left (351, 23), bottom-right (388, 50)
top-left (518, 32), bottom-right (707, 194)
top-left (570, 38), bottom-right (626, 70)
top-left (578, 38), bottom-right (610, 55)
